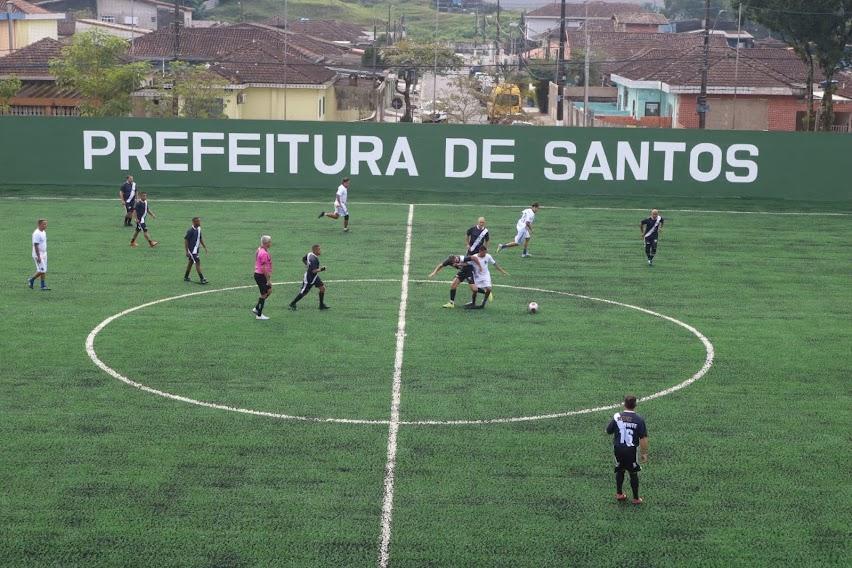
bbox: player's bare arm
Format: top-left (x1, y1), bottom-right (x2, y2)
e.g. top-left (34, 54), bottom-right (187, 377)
top-left (495, 263), bottom-right (509, 276)
top-left (639, 437), bottom-right (649, 463)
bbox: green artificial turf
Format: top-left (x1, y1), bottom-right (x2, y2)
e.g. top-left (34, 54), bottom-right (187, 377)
top-left (0, 188), bottom-right (849, 566)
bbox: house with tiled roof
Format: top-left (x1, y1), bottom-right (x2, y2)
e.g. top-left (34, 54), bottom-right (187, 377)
top-left (264, 17), bottom-right (371, 48)
top-left (525, 1), bottom-right (668, 40)
top-left (95, 0), bottom-right (191, 30)
top-left (602, 46), bottom-right (852, 131)
top-left (0, 0), bottom-right (64, 57)
top-left (0, 36), bottom-right (81, 115)
top-left (130, 23), bottom-right (365, 121)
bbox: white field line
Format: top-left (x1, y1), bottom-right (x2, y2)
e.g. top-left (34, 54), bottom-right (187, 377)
top-left (85, 279), bottom-right (714, 426)
top-left (3, 195), bottom-right (849, 216)
top-left (84, 280), bottom-right (400, 426)
top-left (378, 204), bottom-right (415, 568)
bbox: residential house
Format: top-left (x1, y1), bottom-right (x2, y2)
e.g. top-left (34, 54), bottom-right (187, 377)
top-left (0, 0), bottom-right (64, 57)
top-left (0, 36), bottom-right (81, 115)
top-left (74, 17), bottom-right (152, 39)
top-left (129, 23), bottom-right (368, 121)
top-left (606, 46), bottom-right (852, 131)
top-left (264, 17), bottom-right (371, 48)
top-left (95, 0), bottom-right (191, 30)
top-left (525, 2), bottom-right (668, 40)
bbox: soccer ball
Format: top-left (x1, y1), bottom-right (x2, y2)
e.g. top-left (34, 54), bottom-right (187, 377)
top-left (528, 302), bottom-right (539, 314)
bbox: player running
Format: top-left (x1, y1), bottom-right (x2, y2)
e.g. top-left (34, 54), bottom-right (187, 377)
top-left (467, 246), bottom-right (508, 309)
top-left (130, 192), bottom-right (159, 248)
top-left (183, 217), bottom-right (208, 284)
top-left (318, 177), bottom-right (350, 232)
top-left (289, 244), bottom-right (329, 310)
top-left (428, 253), bottom-right (482, 308)
top-left (27, 219), bottom-right (49, 291)
top-left (252, 235), bottom-right (273, 320)
top-left (119, 175), bottom-right (137, 227)
top-left (605, 395), bottom-right (649, 505)
top-left (640, 209), bottom-right (664, 266)
top-left (498, 202), bottom-right (540, 257)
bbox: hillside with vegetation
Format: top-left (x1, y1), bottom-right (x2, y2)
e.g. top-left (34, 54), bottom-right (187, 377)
top-left (208, 0), bottom-right (519, 43)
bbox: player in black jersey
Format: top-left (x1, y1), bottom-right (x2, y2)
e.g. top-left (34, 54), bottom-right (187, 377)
top-left (183, 217), bottom-right (208, 284)
top-left (130, 192), bottom-right (158, 248)
top-left (605, 395), bottom-right (649, 504)
top-left (427, 253), bottom-right (482, 308)
top-left (119, 175), bottom-right (137, 226)
top-left (289, 244), bottom-right (328, 310)
top-left (466, 217), bottom-right (489, 254)
top-left (640, 209), bottom-right (664, 266)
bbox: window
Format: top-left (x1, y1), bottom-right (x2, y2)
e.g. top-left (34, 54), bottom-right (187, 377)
top-left (151, 16), bottom-right (157, 23)
top-left (101, 15), bottom-right (116, 23)
top-left (644, 101), bottom-right (661, 117)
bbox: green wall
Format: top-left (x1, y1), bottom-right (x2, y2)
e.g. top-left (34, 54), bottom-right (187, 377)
top-left (0, 116), bottom-right (850, 201)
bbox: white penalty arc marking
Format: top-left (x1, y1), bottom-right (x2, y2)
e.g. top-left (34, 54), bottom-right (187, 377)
top-left (85, 279), bottom-right (714, 426)
top-left (378, 204), bottom-right (414, 568)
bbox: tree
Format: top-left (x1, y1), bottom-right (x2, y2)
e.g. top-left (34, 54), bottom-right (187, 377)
top-left (740, 0), bottom-right (852, 131)
top-left (0, 76), bottom-right (22, 114)
top-left (49, 30), bottom-right (149, 117)
top-left (437, 76), bottom-right (485, 124)
top-left (381, 41), bottom-right (462, 122)
top-left (147, 61), bottom-right (229, 119)
top-left (663, 0), bottom-right (726, 19)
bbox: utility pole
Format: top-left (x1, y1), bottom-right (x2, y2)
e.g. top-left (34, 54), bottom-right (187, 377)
top-left (731, 1), bottom-right (742, 130)
top-left (172, 0), bottom-right (180, 116)
top-left (583, 1), bottom-right (590, 127)
top-left (555, 0), bottom-right (566, 125)
top-left (697, 0), bottom-right (711, 129)
top-left (495, 0), bottom-right (501, 82)
top-left (373, 23), bottom-right (380, 123)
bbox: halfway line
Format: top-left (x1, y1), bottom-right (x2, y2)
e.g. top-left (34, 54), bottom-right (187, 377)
top-left (378, 204), bottom-right (414, 568)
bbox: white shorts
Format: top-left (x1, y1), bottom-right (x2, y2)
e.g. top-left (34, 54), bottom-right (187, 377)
top-left (473, 275), bottom-right (492, 289)
top-left (514, 227), bottom-right (530, 244)
top-left (33, 256), bottom-right (47, 272)
top-left (335, 204), bottom-right (349, 217)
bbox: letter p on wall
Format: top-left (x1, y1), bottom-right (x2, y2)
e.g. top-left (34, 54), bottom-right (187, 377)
top-left (83, 131), bottom-right (116, 170)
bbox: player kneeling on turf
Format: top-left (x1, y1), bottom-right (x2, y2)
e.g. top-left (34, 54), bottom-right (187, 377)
top-left (467, 246), bottom-right (508, 309)
top-left (428, 253), bottom-right (482, 308)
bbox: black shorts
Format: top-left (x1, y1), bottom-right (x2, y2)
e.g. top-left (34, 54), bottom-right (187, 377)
top-left (455, 265), bottom-right (474, 284)
top-left (300, 275), bottom-right (323, 293)
top-left (188, 253), bottom-right (200, 264)
top-left (614, 446), bottom-right (641, 473)
top-left (124, 201), bottom-right (136, 212)
top-left (644, 237), bottom-right (658, 245)
top-left (135, 222), bottom-right (147, 232)
top-left (254, 273), bottom-right (270, 294)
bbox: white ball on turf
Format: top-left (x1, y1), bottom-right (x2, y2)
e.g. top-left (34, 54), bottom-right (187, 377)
top-left (528, 301), bottom-right (539, 314)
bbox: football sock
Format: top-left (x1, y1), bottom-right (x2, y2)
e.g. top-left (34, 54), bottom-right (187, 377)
top-left (616, 470), bottom-right (625, 494)
top-left (629, 472), bottom-right (639, 499)
top-left (319, 291), bottom-right (325, 306)
top-left (256, 298), bottom-right (265, 315)
top-left (291, 292), bottom-right (305, 306)
top-left (199, 273), bottom-right (205, 280)
top-left (471, 291), bottom-right (478, 304)
top-left (185, 268), bottom-right (191, 279)
top-left (40, 280), bottom-right (47, 289)
top-left (523, 248), bottom-right (528, 255)
top-left (481, 290), bottom-right (491, 306)
top-left (450, 289), bottom-right (457, 302)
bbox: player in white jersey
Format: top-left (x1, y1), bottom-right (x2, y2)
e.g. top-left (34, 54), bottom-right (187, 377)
top-left (466, 246), bottom-right (508, 309)
top-left (28, 219), bottom-right (49, 290)
top-left (498, 202), bottom-right (540, 257)
top-left (318, 177), bottom-right (351, 232)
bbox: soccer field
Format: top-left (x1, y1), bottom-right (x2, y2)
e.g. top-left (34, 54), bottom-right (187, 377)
top-left (1, 188), bottom-right (849, 567)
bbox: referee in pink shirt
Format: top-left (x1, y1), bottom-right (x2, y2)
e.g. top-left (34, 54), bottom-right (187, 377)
top-left (252, 235), bottom-right (273, 320)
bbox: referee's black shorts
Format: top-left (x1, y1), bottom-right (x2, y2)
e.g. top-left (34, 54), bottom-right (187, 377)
top-left (254, 273), bottom-right (270, 295)
top-left (614, 446), bottom-right (641, 473)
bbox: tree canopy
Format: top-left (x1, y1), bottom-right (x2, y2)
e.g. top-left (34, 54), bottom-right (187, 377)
top-left (49, 30), bottom-right (149, 117)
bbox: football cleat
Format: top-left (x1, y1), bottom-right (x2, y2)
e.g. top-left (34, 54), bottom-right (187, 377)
top-left (251, 307), bottom-right (259, 315)
top-left (521, 252), bottom-right (531, 258)
top-left (27, 278), bottom-right (34, 289)
top-left (442, 302), bottom-right (455, 308)
top-left (184, 277), bottom-right (191, 282)
top-left (319, 304), bottom-right (330, 310)
top-left (288, 304), bottom-right (297, 311)
top-left (130, 242), bottom-right (138, 248)
top-left (632, 498), bottom-right (644, 505)
top-left (256, 314), bottom-right (270, 320)
top-left (318, 211), bottom-right (325, 218)
top-left (149, 241), bottom-right (159, 248)
top-left (616, 493), bottom-right (627, 501)
top-left (200, 279), bottom-right (209, 285)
